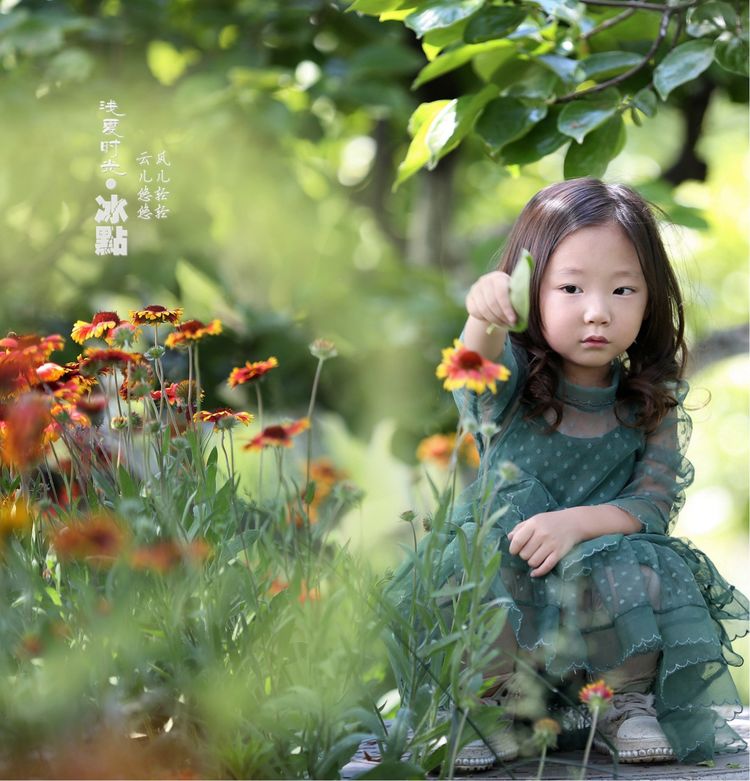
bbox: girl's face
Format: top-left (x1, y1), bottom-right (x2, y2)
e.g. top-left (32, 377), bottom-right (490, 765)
top-left (538, 222), bottom-right (648, 387)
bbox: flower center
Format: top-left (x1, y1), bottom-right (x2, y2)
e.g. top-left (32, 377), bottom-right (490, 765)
top-left (92, 312), bottom-right (120, 326)
top-left (457, 350), bottom-right (483, 371)
top-left (265, 425), bottom-right (288, 441)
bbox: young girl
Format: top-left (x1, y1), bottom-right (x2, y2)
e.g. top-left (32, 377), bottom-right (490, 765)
top-left (387, 178), bottom-right (748, 770)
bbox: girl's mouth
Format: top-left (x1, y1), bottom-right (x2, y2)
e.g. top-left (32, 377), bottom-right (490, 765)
top-left (582, 336), bottom-right (609, 345)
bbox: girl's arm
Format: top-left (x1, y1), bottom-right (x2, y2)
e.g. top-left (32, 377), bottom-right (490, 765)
top-left (508, 505), bottom-right (641, 578)
top-left (462, 271), bottom-right (517, 360)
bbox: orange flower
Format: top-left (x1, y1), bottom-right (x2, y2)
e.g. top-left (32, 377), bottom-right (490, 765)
top-left (436, 340), bottom-right (510, 394)
top-left (130, 539), bottom-right (211, 573)
top-left (243, 418), bottom-right (310, 450)
top-left (118, 364), bottom-right (154, 400)
top-left (0, 497), bottom-right (32, 536)
top-left (129, 305), bottom-right (183, 325)
top-left (459, 432), bottom-right (481, 468)
top-left (228, 357), bottom-right (278, 387)
top-left (0, 352), bottom-right (37, 400)
top-left (1, 394), bottom-right (52, 469)
top-left (267, 578), bottom-right (320, 603)
top-left (79, 348), bottom-right (141, 376)
top-left (0, 333), bottom-right (64, 362)
top-left (52, 513), bottom-right (127, 566)
top-left (416, 433), bottom-right (456, 468)
top-left (165, 319), bottom-right (222, 348)
top-left (194, 408), bottom-right (254, 430)
top-left (579, 680), bottom-right (614, 713)
top-left (151, 383), bottom-right (180, 406)
top-left (296, 459), bottom-right (349, 525)
top-left (70, 312), bottom-right (122, 345)
top-left (36, 362), bottom-right (66, 383)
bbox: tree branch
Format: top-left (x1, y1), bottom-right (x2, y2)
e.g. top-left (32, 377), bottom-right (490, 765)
top-left (580, 0), bottom-right (697, 11)
top-left (555, 8), bottom-right (672, 103)
top-left (687, 324), bottom-right (750, 376)
top-left (583, 8), bottom-right (636, 40)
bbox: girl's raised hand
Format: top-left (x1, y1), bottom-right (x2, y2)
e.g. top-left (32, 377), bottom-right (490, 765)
top-left (465, 271), bottom-right (518, 329)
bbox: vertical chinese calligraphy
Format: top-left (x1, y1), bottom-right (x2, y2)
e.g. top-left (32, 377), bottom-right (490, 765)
top-left (95, 99), bottom-right (128, 257)
top-left (136, 149), bottom-right (171, 221)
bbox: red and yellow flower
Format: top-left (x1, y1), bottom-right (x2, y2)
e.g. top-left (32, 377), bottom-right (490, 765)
top-left (79, 348), bottom-right (141, 376)
top-left (436, 340), bottom-right (510, 394)
top-left (0, 333), bottom-right (64, 362)
top-left (228, 357), bottom-right (278, 387)
top-left (0, 497), bottom-right (32, 537)
top-left (130, 539), bottom-right (211, 574)
top-left (579, 680), bottom-right (614, 713)
top-left (194, 408), bottom-right (254, 430)
top-left (70, 312), bottom-right (122, 345)
top-left (416, 432), bottom-right (481, 469)
top-left (129, 305), bottom-right (183, 325)
top-left (1, 394), bottom-right (53, 469)
top-left (52, 513), bottom-right (127, 566)
top-left (0, 352), bottom-right (37, 400)
top-left (165, 319), bottom-right (222, 349)
top-left (243, 418), bottom-right (310, 451)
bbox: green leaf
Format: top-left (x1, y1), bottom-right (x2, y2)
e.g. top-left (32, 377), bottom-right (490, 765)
top-left (557, 87), bottom-right (620, 143)
top-left (463, 5), bottom-right (527, 43)
top-left (580, 51), bottom-right (643, 81)
top-left (686, 1), bottom-right (735, 37)
top-left (538, 54), bottom-right (582, 85)
top-left (430, 581), bottom-right (478, 598)
top-left (499, 106), bottom-right (568, 164)
top-left (44, 47), bottom-right (94, 83)
top-left (412, 39), bottom-right (511, 88)
top-left (349, 43), bottom-right (425, 78)
top-left (653, 39), bottom-right (715, 100)
top-left (472, 45), bottom-right (517, 82)
top-left (420, 631), bottom-right (465, 656)
top-left (508, 249), bottom-right (534, 331)
top-left (405, 0), bottom-right (485, 37)
top-left (348, 0), bottom-right (411, 13)
top-left (356, 760), bottom-right (426, 779)
top-left (475, 97), bottom-right (547, 154)
top-left (715, 32), bottom-right (749, 76)
top-left (632, 86), bottom-right (657, 117)
top-left (530, 0), bottom-right (583, 25)
top-left (45, 586), bottom-right (62, 607)
top-left (563, 113), bottom-right (626, 179)
top-left (422, 18), bottom-right (468, 59)
top-left (395, 99), bottom-right (451, 189)
top-left (491, 58), bottom-right (559, 99)
top-left (424, 84), bottom-right (498, 167)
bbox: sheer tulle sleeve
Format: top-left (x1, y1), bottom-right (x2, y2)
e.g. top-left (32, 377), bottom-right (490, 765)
top-left (608, 382), bottom-right (695, 536)
top-left (451, 334), bottom-right (525, 458)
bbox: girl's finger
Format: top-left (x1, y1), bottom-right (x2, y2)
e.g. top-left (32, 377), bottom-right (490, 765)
top-left (478, 284), bottom-right (507, 325)
top-left (492, 278), bottom-right (518, 326)
top-left (530, 553), bottom-right (557, 578)
top-left (527, 546), bottom-right (551, 569)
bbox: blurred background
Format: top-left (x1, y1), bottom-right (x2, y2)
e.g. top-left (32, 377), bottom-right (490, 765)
top-left (1, 0), bottom-right (747, 696)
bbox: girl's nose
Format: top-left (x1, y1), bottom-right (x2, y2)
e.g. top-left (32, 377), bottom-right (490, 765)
top-left (584, 296), bottom-right (611, 324)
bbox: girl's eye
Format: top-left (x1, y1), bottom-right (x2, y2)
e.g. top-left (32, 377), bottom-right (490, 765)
top-left (561, 285), bottom-right (580, 294)
top-left (614, 287), bottom-right (635, 295)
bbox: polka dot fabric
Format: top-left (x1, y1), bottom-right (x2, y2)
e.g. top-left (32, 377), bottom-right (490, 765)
top-left (387, 335), bottom-right (748, 763)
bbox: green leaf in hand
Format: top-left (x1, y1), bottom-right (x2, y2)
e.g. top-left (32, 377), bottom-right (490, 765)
top-left (486, 249), bottom-right (535, 334)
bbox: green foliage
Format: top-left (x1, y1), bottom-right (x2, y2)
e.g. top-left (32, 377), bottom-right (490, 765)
top-left (346, 0), bottom-right (748, 184)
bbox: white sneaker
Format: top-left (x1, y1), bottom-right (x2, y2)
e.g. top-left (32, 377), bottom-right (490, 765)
top-left (594, 692), bottom-right (674, 763)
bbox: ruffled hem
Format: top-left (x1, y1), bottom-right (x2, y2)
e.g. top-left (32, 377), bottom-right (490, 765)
top-left (385, 512), bottom-right (749, 763)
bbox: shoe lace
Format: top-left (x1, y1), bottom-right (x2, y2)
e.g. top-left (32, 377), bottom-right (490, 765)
top-left (601, 692), bottom-right (656, 729)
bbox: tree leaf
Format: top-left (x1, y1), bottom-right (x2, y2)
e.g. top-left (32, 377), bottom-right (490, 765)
top-left (508, 249), bottom-right (534, 332)
top-left (412, 39), bottom-right (511, 88)
top-left (538, 54), bottom-right (582, 85)
top-left (463, 5), bottom-right (527, 43)
top-left (347, 0), bottom-right (412, 13)
top-left (580, 51), bottom-right (643, 81)
top-left (422, 17), bottom-right (468, 60)
top-left (499, 106), bottom-right (568, 165)
top-left (653, 39), bottom-right (715, 100)
top-left (715, 32), bottom-right (749, 76)
top-left (475, 97), bottom-right (547, 154)
top-left (395, 99), bottom-right (451, 189)
top-left (557, 87), bottom-right (620, 143)
top-left (405, 0), bottom-right (485, 37)
top-left (491, 57), bottom-right (559, 99)
top-left (632, 86), bottom-right (657, 117)
top-left (686, 1), bottom-right (735, 37)
top-left (424, 84), bottom-right (498, 167)
top-left (563, 113), bottom-right (626, 179)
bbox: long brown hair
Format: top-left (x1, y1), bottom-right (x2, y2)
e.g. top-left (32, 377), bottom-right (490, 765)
top-left (497, 177), bottom-right (687, 432)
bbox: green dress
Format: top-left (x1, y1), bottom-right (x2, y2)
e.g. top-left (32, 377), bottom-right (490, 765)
top-left (387, 335), bottom-right (748, 762)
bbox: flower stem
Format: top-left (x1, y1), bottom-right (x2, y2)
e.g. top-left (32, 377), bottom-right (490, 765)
top-left (536, 744), bottom-right (547, 780)
top-left (255, 383), bottom-right (264, 503)
top-left (305, 357), bottom-right (324, 499)
top-left (580, 707), bottom-right (599, 780)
